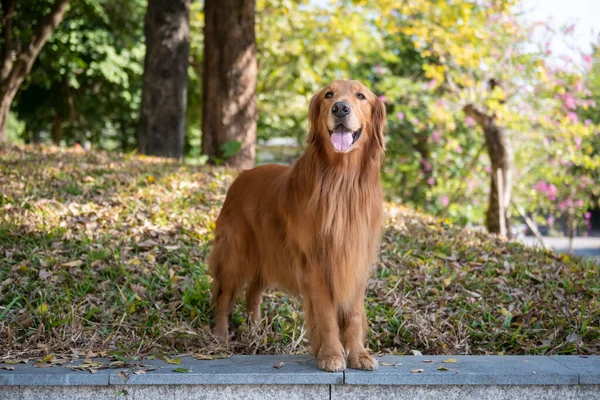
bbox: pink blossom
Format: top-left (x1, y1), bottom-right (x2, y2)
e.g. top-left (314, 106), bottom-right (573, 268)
top-left (585, 119), bottom-right (592, 126)
top-left (562, 93), bottom-right (576, 110)
top-left (456, 146), bottom-right (463, 154)
top-left (432, 131), bottom-right (440, 143)
top-left (427, 177), bottom-right (435, 186)
top-left (535, 181), bottom-right (548, 193)
top-left (465, 116), bottom-right (476, 127)
top-left (567, 112), bottom-right (578, 123)
top-left (396, 112), bottom-right (405, 121)
top-left (373, 64), bottom-right (384, 75)
top-left (440, 196), bottom-right (449, 207)
top-left (420, 158), bottom-right (432, 172)
top-left (576, 199), bottom-right (584, 207)
top-left (535, 181), bottom-right (557, 201)
top-left (564, 24), bottom-right (575, 35)
top-left (379, 95), bottom-right (387, 103)
top-left (410, 117), bottom-right (420, 125)
top-left (547, 184), bottom-right (557, 201)
top-left (547, 216), bottom-right (555, 226)
top-left (584, 212), bottom-right (592, 219)
top-left (426, 79), bottom-right (438, 89)
top-left (583, 54), bottom-right (593, 70)
top-left (575, 137), bottom-right (582, 149)
top-left (485, 165), bottom-right (491, 173)
top-left (558, 201), bottom-right (567, 211)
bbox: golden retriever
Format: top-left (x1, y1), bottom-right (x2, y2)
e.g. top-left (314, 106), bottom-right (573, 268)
top-left (209, 80), bottom-right (386, 372)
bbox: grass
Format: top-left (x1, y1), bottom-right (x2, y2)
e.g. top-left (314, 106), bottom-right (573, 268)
top-left (0, 144), bottom-right (599, 363)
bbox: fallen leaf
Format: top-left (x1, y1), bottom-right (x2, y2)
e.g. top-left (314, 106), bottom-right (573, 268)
top-left (39, 269), bottom-right (51, 280)
top-left (0, 365), bottom-right (15, 370)
top-left (62, 260), bottom-right (83, 268)
top-left (437, 367), bottom-right (450, 371)
top-left (380, 362), bottom-right (402, 367)
top-left (411, 369), bottom-right (424, 373)
top-left (137, 240), bottom-right (159, 249)
top-left (173, 367), bottom-right (191, 373)
top-left (194, 354), bottom-right (213, 360)
top-left (40, 355), bottom-right (54, 363)
top-left (273, 361), bottom-right (285, 369)
top-left (422, 360), bottom-right (435, 364)
top-left (442, 358), bottom-right (457, 363)
top-left (33, 362), bottom-right (52, 368)
top-left (165, 357), bottom-right (181, 365)
top-left (411, 350), bottom-right (423, 356)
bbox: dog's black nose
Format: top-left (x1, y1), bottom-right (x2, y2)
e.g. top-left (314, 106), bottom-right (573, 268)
top-left (332, 102), bottom-right (350, 118)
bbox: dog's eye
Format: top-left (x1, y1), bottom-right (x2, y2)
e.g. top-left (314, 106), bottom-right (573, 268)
top-left (325, 92), bottom-right (334, 99)
top-left (356, 93), bottom-right (366, 100)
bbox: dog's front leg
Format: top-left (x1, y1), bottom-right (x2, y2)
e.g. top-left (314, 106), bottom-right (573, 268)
top-left (304, 270), bottom-right (346, 372)
top-left (341, 289), bottom-right (378, 370)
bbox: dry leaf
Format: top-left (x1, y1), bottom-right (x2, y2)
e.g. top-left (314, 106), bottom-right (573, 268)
top-left (62, 260), bottom-right (83, 268)
top-left (411, 368), bottom-right (424, 373)
top-left (437, 367), bottom-right (450, 371)
top-left (273, 361), bottom-right (285, 369)
top-left (40, 355), bottom-right (54, 363)
top-left (411, 350), bottom-right (423, 356)
top-left (194, 354), bottom-right (213, 360)
top-left (164, 357), bottom-right (181, 365)
top-left (33, 362), bottom-right (52, 368)
top-left (39, 269), bottom-right (51, 280)
top-left (0, 365), bottom-right (15, 370)
top-left (442, 358), bottom-right (457, 363)
top-left (422, 360), bottom-right (435, 364)
top-left (380, 362), bottom-right (402, 367)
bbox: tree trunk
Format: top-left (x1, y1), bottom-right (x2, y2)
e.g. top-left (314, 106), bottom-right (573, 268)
top-left (202, 0), bottom-right (257, 169)
top-left (464, 104), bottom-right (513, 237)
top-left (137, 0), bottom-right (190, 159)
top-left (52, 112), bottom-right (62, 145)
top-left (0, 0), bottom-right (16, 81)
top-left (0, 0), bottom-right (70, 143)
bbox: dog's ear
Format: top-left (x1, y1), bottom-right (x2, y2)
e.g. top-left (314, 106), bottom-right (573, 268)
top-left (306, 89), bottom-right (322, 145)
top-left (372, 96), bottom-right (387, 151)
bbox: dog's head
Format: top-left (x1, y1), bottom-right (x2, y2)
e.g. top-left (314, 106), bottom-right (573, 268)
top-left (307, 80), bottom-right (386, 155)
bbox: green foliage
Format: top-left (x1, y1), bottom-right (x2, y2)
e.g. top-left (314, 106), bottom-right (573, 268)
top-left (13, 0), bottom-right (145, 149)
top-left (220, 140), bottom-right (242, 159)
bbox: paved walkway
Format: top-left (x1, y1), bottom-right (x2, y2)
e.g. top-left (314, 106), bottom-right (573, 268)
top-left (1, 355), bottom-right (598, 399)
top-left (521, 236), bottom-right (600, 260)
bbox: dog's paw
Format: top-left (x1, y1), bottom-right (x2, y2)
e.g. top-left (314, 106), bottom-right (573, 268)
top-left (348, 353), bottom-right (378, 371)
top-left (317, 354), bottom-right (346, 372)
top-left (212, 325), bottom-right (229, 342)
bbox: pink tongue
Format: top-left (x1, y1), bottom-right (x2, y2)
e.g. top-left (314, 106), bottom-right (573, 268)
top-left (331, 132), bottom-right (353, 151)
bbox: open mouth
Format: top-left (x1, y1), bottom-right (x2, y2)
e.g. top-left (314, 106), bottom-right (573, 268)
top-left (328, 124), bottom-right (362, 152)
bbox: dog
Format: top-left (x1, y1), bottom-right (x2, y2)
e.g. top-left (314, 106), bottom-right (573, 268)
top-left (209, 80), bottom-right (386, 372)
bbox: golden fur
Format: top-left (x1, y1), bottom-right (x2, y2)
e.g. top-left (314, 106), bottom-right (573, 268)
top-left (209, 80), bottom-right (386, 372)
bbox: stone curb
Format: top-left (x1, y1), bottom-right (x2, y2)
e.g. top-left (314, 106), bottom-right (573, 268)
top-left (0, 355), bottom-right (597, 387)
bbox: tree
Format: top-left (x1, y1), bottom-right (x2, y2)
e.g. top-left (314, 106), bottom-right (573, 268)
top-left (464, 100), bottom-right (513, 236)
top-left (202, 0), bottom-right (257, 168)
top-left (0, 0), bottom-right (70, 143)
top-left (13, 0), bottom-right (145, 149)
top-left (137, 0), bottom-right (190, 158)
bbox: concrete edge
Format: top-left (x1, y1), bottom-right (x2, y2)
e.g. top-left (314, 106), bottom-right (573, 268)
top-left (0, 355), bottom-right (598, 387)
